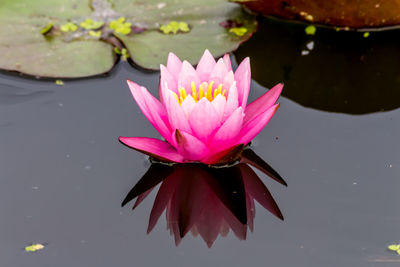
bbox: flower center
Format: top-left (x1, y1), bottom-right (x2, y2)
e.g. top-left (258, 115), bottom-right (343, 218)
top-left (172, 81), bottom-right (226, 105)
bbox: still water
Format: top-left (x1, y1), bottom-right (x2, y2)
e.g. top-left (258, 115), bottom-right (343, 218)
top-left (0, 19), bottom-right (399, 266)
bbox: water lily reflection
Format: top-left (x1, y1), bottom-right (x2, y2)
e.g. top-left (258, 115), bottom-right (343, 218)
top-left (122, 149), bottom-right (286, 247)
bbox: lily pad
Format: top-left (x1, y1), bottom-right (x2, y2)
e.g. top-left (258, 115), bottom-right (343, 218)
top-left (0, 0), bottom-right (256, 78)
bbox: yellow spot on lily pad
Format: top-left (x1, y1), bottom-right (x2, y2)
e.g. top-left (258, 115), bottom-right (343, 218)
top-left (80, 18), bottom-right (104, 30)
top-left (89, 30), bottom-right (102, 38)
top-left (363, 32), bottom-right (370, 38)
top-left (25, 243), bottom-right (45, 252)
top-left (305, 25), bottom-right (316, 35)
top-left (109, 17), bottom-right (132, 35)
top-left (60, 22), bottom-right (78, 32)
top-left (40, 22), bottom-right (54, 35)
top-left (229, 27), bottom-right (248, 37)
top-left (55, 80), bottom-right (64, 85)
top-left (160, 21), bottom-right (190, 34)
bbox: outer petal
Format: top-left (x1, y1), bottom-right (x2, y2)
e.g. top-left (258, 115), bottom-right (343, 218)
top-left (223, 54), bottom-right (232, 72)
top-left (196, 49), bottom-right (216, 81)
top-left (159, 65), bottom-right (178, 103)
top-left (119, 137), bottom-right (184, 163)
top-left (237, 103), bottom-right (280, 145)
top-left (209, 58), bottom-right (228, 85)
top-left (127, 80), bottom-right (172, 143)
top-left (223, 70), bottom-right (234, 92)
top-left (166, 52), bottom-right (182, 75)
top-left (223, 81), bottom-right (239, 120)
top-left (173, 130), bottom-right (210, 161)
top-left (210, 107), bottom-right (244, 149)
top-left (244, 83), bottom-right (283, 124)
top-left (164, 89), bottom-right (192, 133)
top-left (234, 57), bottom-right (251, 108)
top-left (178, 61), bottom-right (200, 93)
top-left (189, 98), bottom-right (221, 142)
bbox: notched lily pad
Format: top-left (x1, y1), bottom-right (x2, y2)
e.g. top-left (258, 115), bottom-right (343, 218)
top-left (0, 0), bottom-right (257, 78)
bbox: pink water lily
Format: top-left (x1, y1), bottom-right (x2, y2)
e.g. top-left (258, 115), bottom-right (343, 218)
top-left (119, 50), bottom-right (283, 164)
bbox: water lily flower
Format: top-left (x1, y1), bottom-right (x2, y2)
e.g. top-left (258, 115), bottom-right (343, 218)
top-left (119, 50), bottom-right (283, 164)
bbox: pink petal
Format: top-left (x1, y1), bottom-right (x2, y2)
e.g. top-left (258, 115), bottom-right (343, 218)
top-left (244, 83), bottom-right (283, 124)
top-left (223, 81), bottom-right (239, 120)
top-left (127, 80), bottom-right (173, 143)
top-left (181, 94), bottom-right (196, 118)
top-left (223, 54), bottom-right (232, 72)
top-left (211, 94), bottom-right (226, 122)
top-left (119, 137), bottom-right (184, 163)
top-left (196, 49), bottom-right (216, 81)
top-left (159, 65), bottom-right (178, 103)
top-left (237, 103), bottom-right (280, 145)
top-left (164, 89), bottom-right (192, 134)
top-left (178, 61), bottom-right (200, 93)
top-left (189, 98), bottom-right (221, 142)
top-left (234, 57), bottom-right (251, 108)
top-left (173, 130), bottom-right (210, 161)
top-left (210, 107), bottom-right (244, 149)
top-left (223, 71), bottom-right (234, 91)
top-left (209, 58), bottom-right (228, 85)
top-left (166, 52), bottom-right (182, 75)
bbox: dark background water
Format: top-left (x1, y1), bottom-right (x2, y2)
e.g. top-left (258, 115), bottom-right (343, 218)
top-left (1, 19), bottom-right (400, 266)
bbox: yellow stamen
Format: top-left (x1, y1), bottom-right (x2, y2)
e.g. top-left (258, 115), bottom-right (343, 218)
top-left (191, 82), bottom-right (197, 101)
top-left (198, 84), bottom-right (204, 99)
top-left (206, 82), bottom-right (213, 101)
top-left (180, 96), bottom-right (184, 103)
top-left (222, 89), bottom-right (226, 96)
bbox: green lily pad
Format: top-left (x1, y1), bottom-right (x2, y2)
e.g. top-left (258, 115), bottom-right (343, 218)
top-left (0, 0), bottom-right (116, 78)
top-left (113, 0), bottom-right (257, 69)
top-left (0, 0), bottom-right (256, 78)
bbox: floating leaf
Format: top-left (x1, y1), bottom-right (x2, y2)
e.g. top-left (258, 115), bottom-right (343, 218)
top-left (89, 30), bottom-right (102, 37)
top-left (109, 17), bottom-right (131, 35)
top-left (25, 243), bottom-right (45, 252)
top-left (0, 0), bottom-right (256, 77)
top-left (160, 21), bottom-right (190, 34)
top-left (229, 27), bottom-right (248, 36)
top-left (305, 25), bottom-right (316, 35)
top-left (60, 22), bottom-right (78, 32)
top-left (55, 79), bottom-right (64, 85)
top-left (40, 22), bottom-right (54, 35)
top-left (388, 244), bottom-right (400, 251)
top-left (80, 18), bottom-right (104, 30)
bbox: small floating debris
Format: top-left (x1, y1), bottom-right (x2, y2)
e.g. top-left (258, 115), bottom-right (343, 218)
top-left (306, 41), bottom-right (314, 50)
top-left (388, 243), bottom-right (400, 255)
top-left (305, 25), bottom-right (316, 35)
top-left (301, 50), bottom-right (310, 56)
top-left (40, 22), bottom-right (54, 35)
top-left (363, 32), bottom-right (370, 38)
top-left (25, 243), bottom-right (45, 252)
top-left (55, 80), bottom-right (64, 85)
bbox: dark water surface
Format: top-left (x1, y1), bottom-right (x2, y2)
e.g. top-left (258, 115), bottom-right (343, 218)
top-left (1, 40), bottom-right (400, 266)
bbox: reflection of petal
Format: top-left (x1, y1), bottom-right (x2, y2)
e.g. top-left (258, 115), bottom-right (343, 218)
top-left (122, 150), bottom-right (286, 247)
top-left (240, 164), bottom-right (283, 220)
top-left (240, 149), bottom-right (287, 186)
top-left (121, 163), bottom-right (173, 207)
